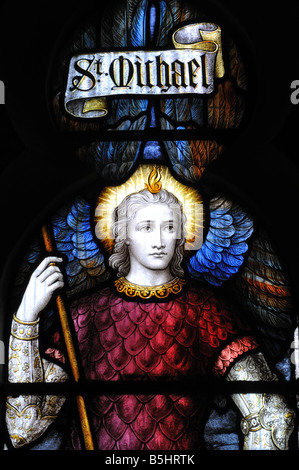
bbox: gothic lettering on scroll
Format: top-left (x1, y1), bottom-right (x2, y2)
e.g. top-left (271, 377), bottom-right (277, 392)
top-left (64, 22), bottom-right (224, 118)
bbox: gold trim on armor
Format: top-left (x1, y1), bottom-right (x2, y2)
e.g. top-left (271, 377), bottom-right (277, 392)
top-left (241, 413), bottom-right (262, 435)
top-left (11, 314), bottom-right (39, 340)
top-left (13, 314), bottom-right (39, 325)
top-left (114, 276), bottom-right (187, 299)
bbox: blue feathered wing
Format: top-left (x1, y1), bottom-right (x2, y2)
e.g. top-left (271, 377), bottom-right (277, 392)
top-left (51, 197), bottom-right (110, 297)
top-left (187, 195), bottom-right (254, 286)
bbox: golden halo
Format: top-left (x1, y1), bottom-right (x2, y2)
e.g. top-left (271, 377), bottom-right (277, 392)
top-left (94, 164), bottom-right (204, 254)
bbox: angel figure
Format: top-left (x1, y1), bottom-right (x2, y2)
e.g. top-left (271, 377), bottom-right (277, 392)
top-left (5, 165), bottom-right (295, 450)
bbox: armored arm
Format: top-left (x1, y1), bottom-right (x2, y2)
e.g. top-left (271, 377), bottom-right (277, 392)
top-left (227, 352), bottom-right (295, 450)
top-left (6, 315), bottom-right (68, 448)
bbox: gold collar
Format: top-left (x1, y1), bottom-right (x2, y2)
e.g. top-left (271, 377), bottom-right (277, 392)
top-left (114, 276), bottom-right (187, 300)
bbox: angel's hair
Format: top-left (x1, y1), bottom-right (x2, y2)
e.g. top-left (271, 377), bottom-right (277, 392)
top-left (108, 189), bottom-right (186, 278)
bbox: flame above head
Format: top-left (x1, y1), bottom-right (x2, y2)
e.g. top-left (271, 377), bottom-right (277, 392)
top-left (145, 166), bottom-right (162, 194)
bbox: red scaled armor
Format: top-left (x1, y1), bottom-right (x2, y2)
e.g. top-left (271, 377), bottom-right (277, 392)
top-left (46, 283), bottom-right (258, 450)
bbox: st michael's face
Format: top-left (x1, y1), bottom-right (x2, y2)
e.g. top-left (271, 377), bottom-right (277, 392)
top-left (126, 203), bottom-right (180, 275)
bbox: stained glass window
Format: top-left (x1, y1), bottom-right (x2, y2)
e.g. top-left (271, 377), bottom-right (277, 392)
top-left (0, 0), bottom-right (298, 455)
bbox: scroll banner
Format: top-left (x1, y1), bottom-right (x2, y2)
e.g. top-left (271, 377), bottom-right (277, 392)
top-left (64, 23), bottom-right (225, 119)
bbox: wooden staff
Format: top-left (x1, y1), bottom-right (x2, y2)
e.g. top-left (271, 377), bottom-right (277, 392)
top-left (41, 225), bottom-right (95, 450)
